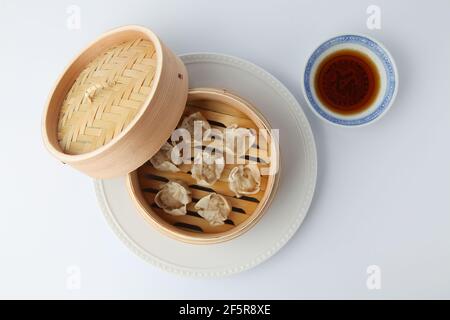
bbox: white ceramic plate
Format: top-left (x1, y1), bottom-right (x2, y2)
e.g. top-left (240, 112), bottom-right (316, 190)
top-left (94, 53), bottom-right (317, 277)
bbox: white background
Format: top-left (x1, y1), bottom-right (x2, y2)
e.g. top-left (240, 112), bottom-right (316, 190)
top-left (1, 0), bottom-right (449, 299)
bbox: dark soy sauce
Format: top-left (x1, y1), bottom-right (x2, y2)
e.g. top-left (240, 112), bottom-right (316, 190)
top-left (314, 49), bottom-right (380, 115)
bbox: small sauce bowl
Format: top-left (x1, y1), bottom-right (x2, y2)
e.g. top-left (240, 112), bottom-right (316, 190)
top-left (302, 34), bottom-right (398, 127)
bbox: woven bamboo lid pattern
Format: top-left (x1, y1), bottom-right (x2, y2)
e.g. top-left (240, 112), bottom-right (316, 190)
top-left (42, 25), bottom-right (188, 178)
top-left (58, 38), bottom-right (157, 155)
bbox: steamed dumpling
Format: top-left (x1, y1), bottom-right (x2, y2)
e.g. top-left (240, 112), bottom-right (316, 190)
top-left (204, 123), bottom-right (256, 156)
top-left (155, 181), bottom-right (191, 216)
top-left (191, 152), bottom-right (224, 187)
top-left (228, 164), bottom-right (261, 197)
top-left (224, 124), bottom-right (256, 156)
top-left (149, 142), bottom-right (179, 172)
top-left (195, 193), bottom-right (231, 226)
top-left (179, 112), bottom-right (210, 141)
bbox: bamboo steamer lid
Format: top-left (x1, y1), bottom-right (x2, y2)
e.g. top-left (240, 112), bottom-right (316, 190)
top-left (42, 25), bottom-right (188, 178)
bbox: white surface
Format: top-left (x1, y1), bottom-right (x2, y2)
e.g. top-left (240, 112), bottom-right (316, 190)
top-left (0, 0), bottom-right (449, 299)
top-left (95, 53), bottom-right (317, 277)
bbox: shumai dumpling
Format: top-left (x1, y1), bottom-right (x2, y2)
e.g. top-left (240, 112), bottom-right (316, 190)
top-left (179, 112), bottom-right (210, 141)
top-left (155, 181), bottom-right (191, 216)
top-left (191, 152), bottom-right (225, 187)
top-left (228, 164), bottom-right (261, 198)
top-left (149, 142), bottom-right (179, 172)
top-left (195, 193), bottom-right (231, 226)
top-left (224, 124), bottom-right (257, 156)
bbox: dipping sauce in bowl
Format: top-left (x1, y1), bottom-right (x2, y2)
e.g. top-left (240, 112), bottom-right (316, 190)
top-left (314, 49), bottom-right (380, 116)
top-left (303, 34), bottom-right (398, 127)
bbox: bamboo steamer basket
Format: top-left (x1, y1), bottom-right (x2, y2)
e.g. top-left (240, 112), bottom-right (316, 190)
top-left (127, 88), bottom-right (280, 244)
top-left (42, 26), bottom-right (280, 244)
top-left (42, 25), bottom-right (188, 178)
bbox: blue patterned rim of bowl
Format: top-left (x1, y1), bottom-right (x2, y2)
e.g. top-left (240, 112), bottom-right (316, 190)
top-left (303, 34), bottom-right (397, 126)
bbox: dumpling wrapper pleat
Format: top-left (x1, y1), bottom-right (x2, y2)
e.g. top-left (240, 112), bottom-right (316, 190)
top-left (228, 164), bottom-right (261, 198)
top-left (155, 181), bottom-right (192, 216)
top-left (191, 151), bottom-right (225, 187)
top-left (195, 193), bottom-right (231, 226)
top-left (150, 142), bottom-right (180, 172)
top-left (178, 112), bottom-right (211, 142)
